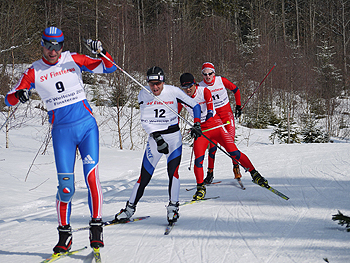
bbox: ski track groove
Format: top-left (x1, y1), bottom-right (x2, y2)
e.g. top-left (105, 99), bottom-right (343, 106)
top-left (265, 208), bottom-right (308, 263)
top-left (224, 201), bottom-right (260, 261)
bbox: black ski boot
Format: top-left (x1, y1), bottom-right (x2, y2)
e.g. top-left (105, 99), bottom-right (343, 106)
top-left (251, 169), bottom-right (268, 187)
top-left (204, 168), bottom-right (214, 184)
top-left (193, 183), bottom-right (206, 200)
top-left (89, 218), bottom-right (104, 248)
top-left (53, 225), bottom-right (72, 253)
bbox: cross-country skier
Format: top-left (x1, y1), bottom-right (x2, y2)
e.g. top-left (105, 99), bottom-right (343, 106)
top-left (5, 27), bottom-right (117, 253)
top-left (179, 73), bottom-right (268, 199)
top-left (198, 62), bottom-right (243, 184)
top-left (114, 66), bottom-right (201, 224)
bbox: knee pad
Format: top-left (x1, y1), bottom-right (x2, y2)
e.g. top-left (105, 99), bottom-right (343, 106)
top-left (56, 173), bottom-right (75, 203)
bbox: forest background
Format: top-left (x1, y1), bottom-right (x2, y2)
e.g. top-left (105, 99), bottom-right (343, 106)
top-left (1, 0), bottom-right (350, 150)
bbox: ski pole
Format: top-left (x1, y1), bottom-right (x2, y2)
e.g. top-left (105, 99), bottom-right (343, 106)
top-left (83, 41), bottom-right (247, 170)
top-left (0, 104), bottom-right (20, 132)
top-left (202, 121), bottom-right (230, 133)
top-left (188, 142), bottom-right (194, 170)
top-left (83, 40), bottom-right (193, 126)
top-left (241, 63), bottom-right (277, 110)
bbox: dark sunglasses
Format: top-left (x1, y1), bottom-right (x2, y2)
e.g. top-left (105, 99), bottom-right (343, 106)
top-left (42, 39), bottom-right (64, 51)
top-left (181, 82), bottom-right (194, 89)
top-left (202, 72), bottom-right (214, 76)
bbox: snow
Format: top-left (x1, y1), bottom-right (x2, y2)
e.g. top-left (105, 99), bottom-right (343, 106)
top-left (0, 109), bottom-right (349, 263)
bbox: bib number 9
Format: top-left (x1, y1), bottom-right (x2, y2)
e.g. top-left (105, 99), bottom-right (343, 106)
top-left (56, 81), bottom-right (65, 93)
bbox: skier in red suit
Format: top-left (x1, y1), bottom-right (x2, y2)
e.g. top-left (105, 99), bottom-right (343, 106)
top-left (179, 73), bottom-right (268, 200)
top-left (198, 62), bottom-right (243, 184)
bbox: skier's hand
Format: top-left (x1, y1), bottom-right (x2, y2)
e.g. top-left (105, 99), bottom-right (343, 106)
top-left (205, 110), bottom-right (214, 121)
top-left (190, 122), bottom-right (202, 139)
top-left (85, 39), bottom-right (104, 54)
top-left (15, 89), bottom-right (31, 103)
top-left (235, 105), bottom-right (242, 118)
top-left (152, 132), bottom-right (169, 154)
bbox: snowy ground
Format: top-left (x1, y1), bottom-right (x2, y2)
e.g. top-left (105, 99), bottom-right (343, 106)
top-left (0, 114), bottom-right (349, 263)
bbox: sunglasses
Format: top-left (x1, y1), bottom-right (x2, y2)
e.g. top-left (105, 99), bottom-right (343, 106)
top-left (42, 39), bottom-right (64, 51)
top-left (181, 82), bottom-right (194, 89)
top-left (202, 72), bottom-right (214, 76)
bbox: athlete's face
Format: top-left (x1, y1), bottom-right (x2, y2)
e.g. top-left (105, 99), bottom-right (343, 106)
top-left (43, 46), bottom-right (62, 64)
top-left (202, 69), bottom-right (215, 83)
top-left (183, 84), bottom-right (196, 97)
top-left (149, 81), bottom-right (164, 96)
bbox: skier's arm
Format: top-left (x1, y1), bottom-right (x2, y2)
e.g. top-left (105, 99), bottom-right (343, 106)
top-left (71, 52), bottom-right (117, 74)
top-left (5, 67), bottom-right (35, 106)
top-left (203, 87), bottom-right (214, 120)
top-left (222, 77), bottom-right (241, 106)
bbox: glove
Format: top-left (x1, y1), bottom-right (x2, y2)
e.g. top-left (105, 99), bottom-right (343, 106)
top-left (190, 122), bottom-right (202, 140)
top-left (235, 105), bottom-right (242, 118)
top-left (206, 110), bottom-right (214, 121)
top-left (15, 89), bottom-right (31, 103)
top-left (152, 132), bottom-right (169, 154)
top-left (86, 39), bottom-right (104, 54)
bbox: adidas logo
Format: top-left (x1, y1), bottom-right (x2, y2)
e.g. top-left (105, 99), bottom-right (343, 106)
top-left (83, 155), bottom-right (96, 164)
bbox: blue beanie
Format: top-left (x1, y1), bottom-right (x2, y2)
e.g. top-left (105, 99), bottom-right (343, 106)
top-left (42, 27), bottom-right (64, 43)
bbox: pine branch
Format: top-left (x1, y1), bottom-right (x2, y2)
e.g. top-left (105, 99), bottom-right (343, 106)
top-left (332, 210), bottom-right (350, 232)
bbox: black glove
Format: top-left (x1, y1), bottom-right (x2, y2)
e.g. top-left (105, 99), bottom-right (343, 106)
top-left (15, 89), bottom-right (31, 103)
top-left (152, 132), bottom-right (169, 154)
top-left (235, 105), bottom-right (242, 118)
top-left (190, 122), bottom-right (202, 139)
top-left (86, 39), bottom-right (104, 55)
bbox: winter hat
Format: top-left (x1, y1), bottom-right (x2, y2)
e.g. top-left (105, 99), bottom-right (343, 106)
top-left (180, 73), bottom-right (195, 88)
top-left (201, 62), bottom-right (215, 73)
top-left (147, 66), bottom-right (165, 82)
top-left (42, 27), bottom-right (64, 43)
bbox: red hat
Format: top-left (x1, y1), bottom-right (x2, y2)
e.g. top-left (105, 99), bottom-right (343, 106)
top-left (201, 62), bottom-right (215, 73)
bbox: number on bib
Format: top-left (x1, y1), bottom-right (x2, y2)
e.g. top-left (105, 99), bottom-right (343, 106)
top-left (154, 109), bottom-right (166, 118)
top-left (56, 81), bottom-right (65, 93)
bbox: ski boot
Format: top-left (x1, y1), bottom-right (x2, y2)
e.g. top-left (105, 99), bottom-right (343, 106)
top-left (233, 164), bottom-right (242, 179)
top-left (204, 168), bottom-right (214, 184)
top-left (251, 169), bottom-right (268, 187)
top-left (193, 183), bottom-right (206, 200)
top-left (53, 225), bottom-right (72, 253)
top-left (167, 201), bottom-right (179, 224)
top-left (114, 201), bottom-right (136, 222)
top-left (89, 218), bottom-right (104, 248)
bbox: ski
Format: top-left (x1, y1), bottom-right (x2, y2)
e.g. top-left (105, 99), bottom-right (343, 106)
top-left (104, 216), bottom-right (150, 227)
top-left (180, 196), bottom-right (220, 206)
top-left (93, 247), bottom-right (102, 263)
top-left (164, 222), bottom-right (175, 235)
top-left (185, 181), bottom-right (222, 191)
top-left (73, 216), bottom-right (150, 232)
top-left (40, 246), bottom-right (87, 263)
top-left (253, 181), bottom-right (289, 200)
